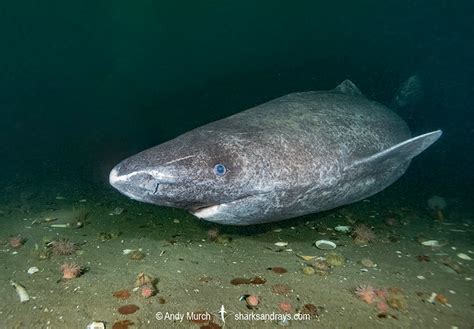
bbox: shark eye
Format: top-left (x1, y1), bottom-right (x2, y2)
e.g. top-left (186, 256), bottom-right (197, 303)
top-left (213, 163), bottom-right (227, 176)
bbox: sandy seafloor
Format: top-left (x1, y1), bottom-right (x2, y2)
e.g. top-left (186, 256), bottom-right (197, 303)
top-left (0, 179), bottom-right (473, 329)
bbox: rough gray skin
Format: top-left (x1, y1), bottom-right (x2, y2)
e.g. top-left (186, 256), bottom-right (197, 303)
top-left (110, 80), bottom-right (442, 225)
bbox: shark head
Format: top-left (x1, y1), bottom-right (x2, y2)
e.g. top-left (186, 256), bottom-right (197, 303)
top-left (109, 128), bottom-right (283, 224)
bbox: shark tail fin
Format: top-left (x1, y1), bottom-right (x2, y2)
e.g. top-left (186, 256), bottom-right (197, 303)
top-left (391, 74), bottom-right (424, 110)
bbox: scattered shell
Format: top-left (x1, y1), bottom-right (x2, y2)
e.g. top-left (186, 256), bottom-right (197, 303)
top-left (360, 258), bottom-right (376, 268)
top-left (427, 292), bottom-right (437, 304)
top-left (334, 225), bottom-right (351, 233)
top-left (109, 207), bottom-right (124, 216)
top-left (421, 240), bottom-right (439, 247)
top-left (326, 252), bottom-right (345, 267)
top-left (274, 242), bottom-right (288, 247)
top-left (421, 240), bottom-right (445, 247)
top-left (273, 228), bottom-right (282, 232)
top-left (10, 281), bottom-right (29, 303)
top-left (297, 255), bottom-right (317, 261)
top-left (135, 272), bottom-right (153, 287)
top-left (50, 224), bottom-right (69, 228)
top-left (129, 250), bottom-right (145, 260)
top-left (122, 249), bottom-right (134, 255)
top-left (86, 321), bottom-right (105, 329)
top-left (315, 240), bottom-right (336, 250)
top-left (457, 253), bottom-right (472, 261)
top-left (27, 267), bottom-right (39, 275)
top-left (416, 275), bottom-right (426, 280)
top-left (302, 266), bottom-right (315, 275)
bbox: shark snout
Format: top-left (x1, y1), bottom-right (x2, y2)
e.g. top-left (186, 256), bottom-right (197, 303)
top-left (109, 163), bottom-right (177, 202)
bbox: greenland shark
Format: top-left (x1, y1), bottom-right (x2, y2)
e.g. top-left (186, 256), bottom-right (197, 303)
top-left (109, 80), bottom-right (442, 225)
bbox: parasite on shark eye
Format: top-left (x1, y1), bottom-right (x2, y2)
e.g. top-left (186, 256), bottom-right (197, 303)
top-left (213, 164), bottom-right (227, 176)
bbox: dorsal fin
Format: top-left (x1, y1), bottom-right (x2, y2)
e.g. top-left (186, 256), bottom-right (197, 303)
top-left (333, 80), bottom-right (363, 96)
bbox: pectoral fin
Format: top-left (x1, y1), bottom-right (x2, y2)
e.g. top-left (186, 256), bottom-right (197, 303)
top-left (346, 130), bottom-right (443, 171)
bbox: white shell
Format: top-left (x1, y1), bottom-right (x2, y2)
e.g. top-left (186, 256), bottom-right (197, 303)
top-left (274, 242), bottom-right (288, 247)
top-left (334, 225), bottom-right (351, 233)
top-left (10, 281), bottom-right (29, 303)
top-left (421, 240), bottom-right (441, 247)
top-left (27, 266), bottom-right (39, 274)
top-left (122, 249), bottom-right (134, 255)
top-left (427, 292), bottom-right (437, 304)
top-left (86, 321), bottom-right (106, 329)
top-left (457, 253), bottom-right (472, 260)
top-left (113, 207), bottom-right (124, 215)
top-left (315, 240), bottom-right (337, 250)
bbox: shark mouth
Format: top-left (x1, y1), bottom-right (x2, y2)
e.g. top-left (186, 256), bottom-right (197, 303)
top-left (189, 191), bottom-right (272, 220)
top-left (191, 204), bottom-right (223, 219)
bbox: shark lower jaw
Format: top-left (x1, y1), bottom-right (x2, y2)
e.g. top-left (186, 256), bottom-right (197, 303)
top-left (189, 192), bottom-right (272, 224)
top-left (190, 204), bottom-right (222, 219)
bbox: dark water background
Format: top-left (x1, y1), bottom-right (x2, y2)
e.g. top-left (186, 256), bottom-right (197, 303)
top-left (1, 1), bottom-right (473, 205)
